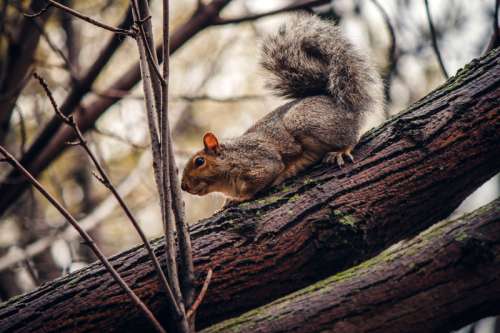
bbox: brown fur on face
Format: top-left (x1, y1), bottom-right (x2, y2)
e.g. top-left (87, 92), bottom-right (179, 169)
top-left (181, 133), bottom-right (228, 196)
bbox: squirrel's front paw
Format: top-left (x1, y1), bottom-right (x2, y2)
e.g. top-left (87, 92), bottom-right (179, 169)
top-left (323, 150), bottom-right (354, 168)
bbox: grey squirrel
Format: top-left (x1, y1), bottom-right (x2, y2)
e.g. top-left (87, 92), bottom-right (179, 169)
top-left (181, 13), bottom-right (384, 202)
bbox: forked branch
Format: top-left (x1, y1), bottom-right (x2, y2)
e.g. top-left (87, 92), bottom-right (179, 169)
top-left (0, 146), bottom-right (166, 333)
top-left (32, 72), bottom-right (181, 318)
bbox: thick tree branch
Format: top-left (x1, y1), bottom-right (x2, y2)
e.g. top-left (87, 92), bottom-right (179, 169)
top-left (0, 48), bottom-right (498, 332)
top-left (203, 199), bottom-right (500, 333)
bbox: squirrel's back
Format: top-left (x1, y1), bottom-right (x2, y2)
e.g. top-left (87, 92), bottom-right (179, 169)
top-left (260, 13), bottom-right (384, 116)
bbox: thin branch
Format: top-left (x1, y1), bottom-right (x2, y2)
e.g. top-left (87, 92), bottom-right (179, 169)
top-left (14, 105), bottom-right (27, 156)
top-left (22, 256), bottom-right (41, 286)
top-left (135, 0), bottom-right (164, 144)
top-left (174, 94), bottom-right (263, 103)
top-left (0, 145), bottom-right (166, 333)
top-left (29, 17), bottom-right (80, 81)
top-left (0, 0), bottom-right (233, 215)
top-left (369, 0), bottom-right (397, 109)
top-left (495, 0), bottom-right (499, 40)
top-left (23, 3), bottom-right (51, 18)
top-left (186, 268), bottom-right (213, 320)
top-left (156, 0), bottom-right (181, 302)
top-left (131, 5), bottom-right (164, 234)
top-left (423, 0), bottom-right (449, 79)
top-left (131, 0), bottom-right (166, 85)
top-left (60, 0), bottom-right (82, 75)
top-left (130, 4), bottom-right (190, 332)
top-left (162, 0), bottom-right (196, 312)
top-left (32, 72), bottom-right (181, 318)
top-left (212, 0), bottom-right (330, 25)
top-left (45, 0), bottom-right (134, 37)
top-left (0, 151), bottom-right (151, 272)
top-left (484, 0), bottom-right (500, 54)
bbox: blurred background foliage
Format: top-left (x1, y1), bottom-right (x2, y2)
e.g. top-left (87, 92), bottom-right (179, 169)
top-left (0, 0), bottom-right (498, 330)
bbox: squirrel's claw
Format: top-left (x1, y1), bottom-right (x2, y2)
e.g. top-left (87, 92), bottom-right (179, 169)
top-left (336, 154), bottom-right (345, 167)
top-left (324, 150), bottom-right (354, 168)
top-left (345, 151), bottom-right (354, 163)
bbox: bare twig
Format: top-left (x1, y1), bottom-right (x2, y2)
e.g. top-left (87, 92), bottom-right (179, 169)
top-left (0, 145), bottom-right (166, 333)
top-left (131, 1), bottom-right (166, 85)
top-left (213, 0), bottom-right (330, 25)
top-left (131, 1), bottom-right (192, 331)
top-left (154, 0), bottom-right (181, 302)
top-left (6, 4), bottom-right (134, 184)
top-left (0, 151), bottom-right (151, 272)
top-left (130, 4), bottom-right (191, 332)
top-left (130, 4), bottom-right (164, 233)
top-left (369, 0), bottom-right (397, 108)
top-left (174, 94), bottom-right (263, 103)
top-left (495, 0), bottom-right (499, 40)
top-left (161, 0), bottom-right (195, 318)
top-left (186, 268), bottom-right (213, 320)
top-left (135, 0), bottom-right (164, 139)
top-left (0, 0), bottom-right (233, 215)
top-left (23, 3), bottom-right (51, 18)
top-left (22, 256), bottom-right (41, 286)
top-left (14, 105), bottom-right (27, 156)
top-left (60, 0), bottom-right (82, 75)
top-left (45, 0), bottom-right (134, 37)
top-left (32, 72), bottom-right (181, 318)
top-left (29, 18), bottom-right (80, 81)
top-left (423, 0), bottom-right (449, 79)
top-left (484, 0), bottom-right (500, 54)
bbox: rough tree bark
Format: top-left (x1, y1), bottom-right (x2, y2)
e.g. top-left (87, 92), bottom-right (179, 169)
top-left (202, 199), bottom-right (500, 333)
top-left (0, 49), bottom-right (498, 332)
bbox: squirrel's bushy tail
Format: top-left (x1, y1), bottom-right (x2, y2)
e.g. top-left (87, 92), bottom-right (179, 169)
top-left (261, 13), bottom-right (383, 113)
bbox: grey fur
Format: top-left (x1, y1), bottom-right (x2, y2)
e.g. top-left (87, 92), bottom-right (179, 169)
top-left (260, 13), bottom-right (383, 114)
top-left (181, 13), bottom-right (384, 202)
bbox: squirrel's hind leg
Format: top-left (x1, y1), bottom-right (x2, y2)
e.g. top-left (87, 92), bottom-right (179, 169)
top-left (323, 146), bottom-right (354, 168)
top-left (272, 151), bottom-right (320, 186)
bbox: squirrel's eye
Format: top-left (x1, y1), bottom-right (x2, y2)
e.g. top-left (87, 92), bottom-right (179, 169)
top-left (194, 156), bottom-right (205, 167)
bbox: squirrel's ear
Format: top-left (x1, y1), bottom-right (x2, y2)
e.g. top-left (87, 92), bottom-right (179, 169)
top-left (203, 132), bottom-right (219, 152)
